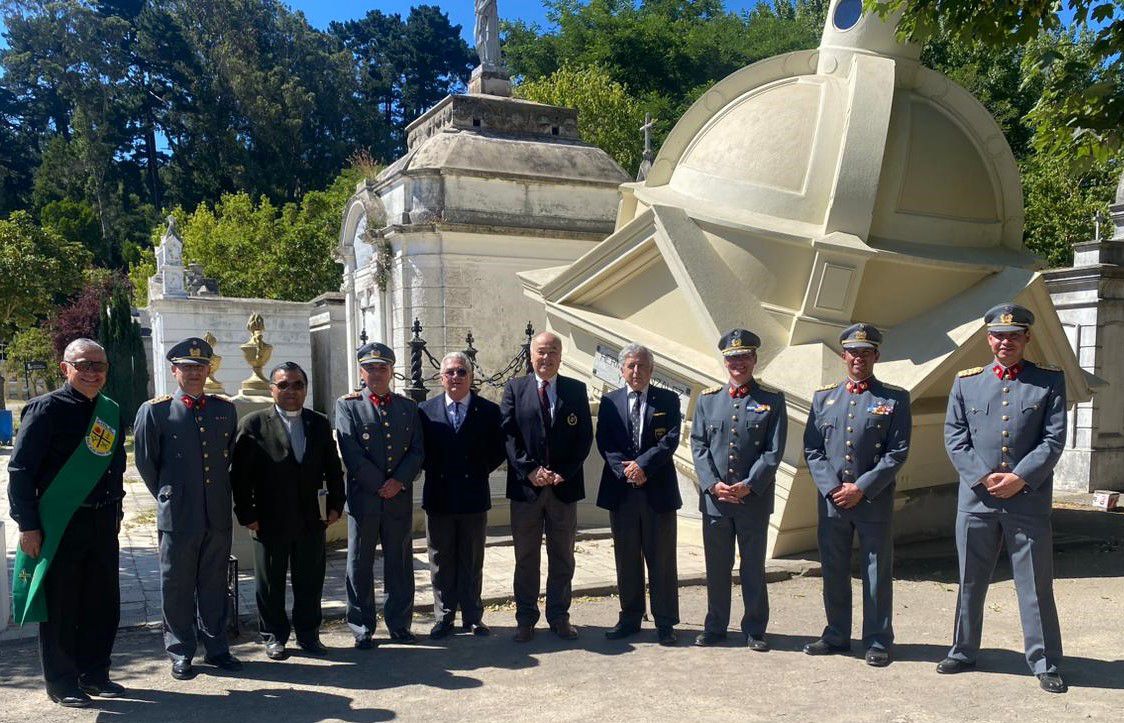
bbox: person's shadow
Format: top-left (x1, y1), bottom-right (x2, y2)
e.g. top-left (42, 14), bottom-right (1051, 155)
top-left (892, 642), bottom-right (1124, 690)
top-left (92, 687), bottom-right (393, 722)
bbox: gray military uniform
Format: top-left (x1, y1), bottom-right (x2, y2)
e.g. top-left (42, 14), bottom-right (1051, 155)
top-left (804, 378), bottom-right (911, 650)
top-left (134, 391), bottom-right (237, 662)
top-left (335, 390), bottom-right (424, 637)
top-left (944, 360), bottom-right (1066, 674)
top-left (690, 382), bottom-right (787, 636)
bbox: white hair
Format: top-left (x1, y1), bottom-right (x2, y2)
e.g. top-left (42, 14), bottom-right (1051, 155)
top-left (63, 338), bottom-right (105, 361)
top-left (618, 343), bottom-right (653, 366)
top-left (441, 351), bottom-right (471, 369)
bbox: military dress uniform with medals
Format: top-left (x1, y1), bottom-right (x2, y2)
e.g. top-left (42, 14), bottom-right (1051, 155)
top-left (133, 338), bottom-right (239, 673)
top-left (803, 324), bottom-right (911, 662)
top-left (335, 343), bottom-right (424, 644)
top-left (7, 380), bottom-right (125, 702)
top-left (689, 330), bottom-right (787, 644)
top-left (941, 304), bottom-right (1066, 688)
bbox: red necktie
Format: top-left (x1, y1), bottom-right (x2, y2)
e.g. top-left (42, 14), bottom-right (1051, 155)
top-left (369, 393), bottom-right (392, 407)
top-left (993, 363), bottom-right (1022, 380)
top-left (729, 384), bottom-right (749, 399)
top-left (846, 380), bottom-right (869, 394)
top-left (181, 395), bottom-right (206, 409)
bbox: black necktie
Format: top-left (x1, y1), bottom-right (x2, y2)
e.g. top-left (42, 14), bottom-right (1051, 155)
top-left (630, 391), bottom-right (642, 452)
top-left (539, 379), bottom-right (552, 465)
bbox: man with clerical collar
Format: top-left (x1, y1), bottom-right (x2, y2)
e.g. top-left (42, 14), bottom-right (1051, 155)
top-left (231, 361), bottom-right (344, 660)
top-left (335, 342), bottom-right (424, 648)
top-left (803, 323), bottom-right (911, 666)
top-left (690, 329), bottom-right (787, 650)
top-left (501, 331), bottom-right (593, 642)
top-left (596, 343), bottom-right (683, 645)
top-left (134, 336), bottom-right (241, 680)
top-left (938, 303), bottom-right (1068, 694)
top-left (8, 338), bottom-right (126, 707)
top-left (418, 352), bottom-right (505, 639)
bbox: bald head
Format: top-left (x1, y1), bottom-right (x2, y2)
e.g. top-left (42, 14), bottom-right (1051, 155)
top-left (531, 331), bottom-right (562, 378)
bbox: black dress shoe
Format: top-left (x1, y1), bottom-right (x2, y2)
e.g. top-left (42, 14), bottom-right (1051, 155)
top-left (803, 638), bottom-right (851, 656)
top-left (297, 636), bottom-right (328, 655)
top-left (171, 659), bottom-right (195, 680)
top-left (865, 648), bottom-right (891, 667)
top-left (389, 628), bottom-right (418, 644)
top-left (1038, 673), bottom-right (1067, 694)
top-left (204, 653), bottom-right (244, 671)
top-left (694, 631), bottom-right (727, 647)
top-left (657, 627), bottom-right (678, 646)
top-left (48, 689), bottom-right (92, 708)
top-left (513, 625), bottom-right (535, 643)
top-left (549, 621), bottom-right (579, 640)
top-left (79, 678), bottom-right (126, 697)
top-left (463, 622), bottom-right (490, 636)
top-left (746, 634), bottom-right (770, 652)
top-left (265, 642), bottom-right (287, 660)
top-left (430, 621), bottom-right (455, 640)
top-left (604, 622), bottom-right (641, 640)
top-left (936, 657), bottom-right (976, 674)
top-left (354, 636), bottom-right (374, 650)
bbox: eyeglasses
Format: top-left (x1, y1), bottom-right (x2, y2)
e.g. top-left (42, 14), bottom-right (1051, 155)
top-left (271, 380), bottom-right (306, 391)
top-left (442, 368), bottom-right (469, 378)
top-left (66, 360), bottom-right (108, 373)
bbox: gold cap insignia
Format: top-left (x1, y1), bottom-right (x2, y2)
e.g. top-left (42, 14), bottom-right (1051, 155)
top-left (1000, 312), bottom-right (1014, 324)
top-left (189, 346), bottom-right (201, 357)
top-left (854, 330), bottom-right (868, 341)
top-left (731, 337), bottom-right (743, 348)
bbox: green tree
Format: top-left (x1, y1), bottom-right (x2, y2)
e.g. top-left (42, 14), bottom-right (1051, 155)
top-left (1021, 151), bottom-right (1119, 267)
top-left (3, 325), bottom-right (57, 397)
top-left (98, 285), bottom-right (148, 429)
top-left (515, 65), bottom-right (647, 174)
top-left (874, 0), bottom-right (1124, 163)
top-left (0, 211), bottom-right (91, 340)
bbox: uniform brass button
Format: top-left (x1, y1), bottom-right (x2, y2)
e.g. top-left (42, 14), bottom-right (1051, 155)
top-left (1002, 446), bottom-right (1009, 452)
top-left (1001, 415), bottom-right (1009, 421)
top-left (727, 469), bottom-right (734, 475)
top-left (847, 427), bottom-right (853, 433)
top-left (849, 400), bottom-right (856, 406)
top-left (846, 441), bottom-right (853, 447)
top-left (202, 441), bottom-right (208, 446)
top-left (205, 478), bottom-right (212, 484)
top-left (848, 414), bottom-right (854, 419)
top-left (845, 454), bottom-right (852, 461)
top-left (756, 441), bottom-right (762, 446)
top-left (729, 454), bottom-right (736, 460)
top-left (1000, 462), bottom-right (1009, 468)
top-left (383, 421), bottom-right (389, 427)
top-left (203, 453), bottom-right (208, 458)
top-left (199, 426), bottom-right (206, 432)
top-left (732, 416), bottom-right (738, 422)
top-left (875, 443), bottom-right (881, 449)
top-left (844, 469), bottom-right (851, 475)
top-left (729, 441), bottom-right (736, 447)
top-left (1003, 387), bottom-right (1010, 393)
top-left (205, 466), bottom-right (210, 472)
top-left (224, 450), bottom-right (228, 457)
top-left (1002, 400), bottom-right (1009, 406)
top-left (1002, 430), bottom-right (1009, 437)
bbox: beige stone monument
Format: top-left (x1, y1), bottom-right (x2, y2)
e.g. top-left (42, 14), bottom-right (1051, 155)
top-left (202, 331), bottom-right (225, 394)
top-left (521, 1), bottom-right (1097, 555)
top-left (237, 313), bottom-right (273, 398)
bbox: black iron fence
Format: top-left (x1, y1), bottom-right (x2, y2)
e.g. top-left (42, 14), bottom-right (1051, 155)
top-left (388, 318), bottom-right (535, 401)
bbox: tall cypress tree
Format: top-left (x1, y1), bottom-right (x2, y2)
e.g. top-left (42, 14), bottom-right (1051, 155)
top-left (99, 286), bottom-right (149, 429)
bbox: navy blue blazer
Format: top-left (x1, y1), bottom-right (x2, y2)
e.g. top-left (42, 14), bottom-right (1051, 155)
top-left (419, 392), bottom-right (505, 515)
top-left (595, 385), bottom-right (683, 513)
top-left (500, 373), bottom-right (594, 504)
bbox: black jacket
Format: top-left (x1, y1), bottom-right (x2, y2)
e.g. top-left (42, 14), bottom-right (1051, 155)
top-left (419, 392), bottom-right (506, 514)
top-left (231, 406), bottom-right (344, 540)
top-left (595, 385), bottom-right (683, 513)
top-left (500, 373), bottom-right (594, 504)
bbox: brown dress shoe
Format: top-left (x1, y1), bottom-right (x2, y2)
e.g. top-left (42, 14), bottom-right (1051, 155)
top-left (514, 625), bottom-right (535, 643)
top-left (550, 621), bottom-right (579, 640)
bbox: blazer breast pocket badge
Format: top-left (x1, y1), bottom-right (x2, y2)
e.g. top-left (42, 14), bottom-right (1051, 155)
top-left (654, 427), bottom-right (667, 439)
top-left (567, 413), bottom-right (578, 426)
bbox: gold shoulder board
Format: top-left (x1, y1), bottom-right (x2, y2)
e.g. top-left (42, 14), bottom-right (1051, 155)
top-left (150, 395), bottom-right (173, 404)
top-left (816, 382), bottom-right (838, 392)
top-left (701, 385), bottom-right (723, 395)
top-left (343, 391), bottom-right (363, 400)
top-left (957, 366), bottom-right (984, 378)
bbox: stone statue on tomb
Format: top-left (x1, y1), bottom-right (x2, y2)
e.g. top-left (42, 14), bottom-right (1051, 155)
top-left (203, 332), bottom-right (225, 394)
top-left (474, 0), bottom-right (501, 70)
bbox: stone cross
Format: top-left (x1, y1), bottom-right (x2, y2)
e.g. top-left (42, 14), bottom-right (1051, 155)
top-left (636, 113), bottom-right (657, 182)
top-left (1094, 210), bottom-right (1108, 242)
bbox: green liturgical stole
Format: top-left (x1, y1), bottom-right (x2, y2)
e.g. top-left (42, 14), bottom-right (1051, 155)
top-left (10, 393), bottom-right (119, 625)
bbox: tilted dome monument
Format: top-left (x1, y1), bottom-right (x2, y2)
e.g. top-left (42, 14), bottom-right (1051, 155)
top-left (522, 0), bottom-right (1094, 554)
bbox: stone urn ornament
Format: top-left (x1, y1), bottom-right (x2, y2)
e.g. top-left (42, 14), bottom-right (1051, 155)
top-left (238, 313), bottom-right (273, 397)
top-left (203, 331), bottom-right (225, 394)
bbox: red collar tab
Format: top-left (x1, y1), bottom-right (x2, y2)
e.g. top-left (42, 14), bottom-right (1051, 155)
top-left (845, 380), bottom-right (870, 394)
top-left (993, 363), bottom-right (1022, 380)
top-left (181, 395), bottom-right (206, 410)
top-left (729, 384), bottom-right (750, 399)
top-left (369, 393), bottom-right (392, 407)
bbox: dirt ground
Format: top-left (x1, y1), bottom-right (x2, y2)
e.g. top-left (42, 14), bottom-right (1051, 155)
top-left (0, 507), bottom-right (1121, 722)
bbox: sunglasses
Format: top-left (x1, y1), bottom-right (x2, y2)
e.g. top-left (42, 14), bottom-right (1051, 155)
top-left (271, 380), bottom-right (306, 391)
top-left (442, 368), bottom-right (469, 378)
top-left (67, 360), bottom-right (108, 373)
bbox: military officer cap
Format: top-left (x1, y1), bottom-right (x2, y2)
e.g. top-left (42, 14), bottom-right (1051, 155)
top-left (357, 341), bottom-right (395, 366)
top-left (166, 336), bottom-right (213, 366)
top-left (718, 328), bottom-right (760, 356)
top-left (985, 303), bottom-right (1034, 333)
top-left (840, 322), bottom-right (882, 349)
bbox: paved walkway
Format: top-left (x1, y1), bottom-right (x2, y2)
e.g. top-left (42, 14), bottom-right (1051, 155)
top-left (0, 453), bottom-right (819, 642)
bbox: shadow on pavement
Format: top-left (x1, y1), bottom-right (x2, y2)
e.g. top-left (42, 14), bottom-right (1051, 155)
top-left (892, 641), bottom-right (1124, 690)
top-left (89, 687), bottom-right (393, 722)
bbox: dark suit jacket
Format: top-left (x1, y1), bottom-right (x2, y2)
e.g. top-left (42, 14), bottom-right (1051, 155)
top-left (501, 373), bottom-right (594, 504)
top-left (419, 392), bottom-right (506, 515)
top-left (595, 385), bottom-right (683, 513)
top-left (231, 407), bottom-right (345, 541)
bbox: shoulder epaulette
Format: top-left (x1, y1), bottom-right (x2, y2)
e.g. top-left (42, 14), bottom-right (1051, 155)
top-left (1036, 362), bottom-right (1062, 372)
top-left (207, 393), bottom-right (231, 402)
top-left (150, 395), bottom-right (173, 404)
top-left (816, 382), bottom-right (838, 392)
top-left (342, 391), bottom-right (363, 400)
top-left (957, 366), bottom-right (984, 378)
top-left (880, 382), bottom-right (905, 392)
top-left (701, 385), bottom-right (723, 395)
